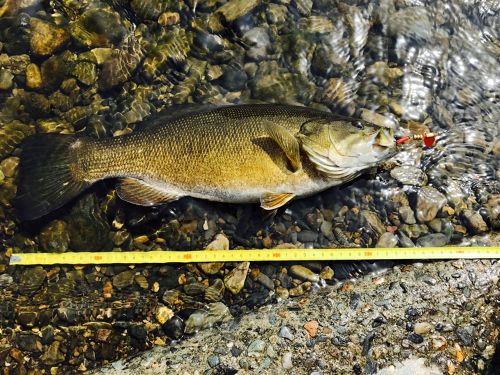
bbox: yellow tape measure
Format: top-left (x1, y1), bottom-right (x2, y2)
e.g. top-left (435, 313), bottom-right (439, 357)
top-left (9, 246), bottom-right (500, 265)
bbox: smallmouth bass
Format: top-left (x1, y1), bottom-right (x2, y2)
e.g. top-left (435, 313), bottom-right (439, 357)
top-left (15, 104), bottom-right (396, 220)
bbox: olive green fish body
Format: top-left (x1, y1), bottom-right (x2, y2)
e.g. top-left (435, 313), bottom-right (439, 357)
top-left (15, 104), bottom-right (396, 220)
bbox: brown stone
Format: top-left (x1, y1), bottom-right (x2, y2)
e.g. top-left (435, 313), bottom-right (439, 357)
top-left (26, 63), bottom-right (43, 89)
top-left (30, 18), bottom-right (69, 56)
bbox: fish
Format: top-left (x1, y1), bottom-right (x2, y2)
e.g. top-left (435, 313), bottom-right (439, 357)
top-left (14, 104), bottom-right (396, 220)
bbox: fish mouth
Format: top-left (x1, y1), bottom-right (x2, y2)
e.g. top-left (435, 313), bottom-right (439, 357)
top-left (373, 128), bottom-right (395, 151)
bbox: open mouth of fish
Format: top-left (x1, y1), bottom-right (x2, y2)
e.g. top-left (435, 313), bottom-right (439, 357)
top-left (373, 128), bottom-right (395, 152)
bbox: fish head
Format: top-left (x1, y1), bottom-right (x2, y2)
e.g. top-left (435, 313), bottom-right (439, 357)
top-left (299, 118), bottom-right (397, 169)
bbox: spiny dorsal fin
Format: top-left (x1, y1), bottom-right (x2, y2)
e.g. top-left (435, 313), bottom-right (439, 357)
top-left (116, 178), bottom-right (181, 206)
top-left (262, 120), bottom-right (302, 172)
top-left (260, 192), bottom-right (296, 210)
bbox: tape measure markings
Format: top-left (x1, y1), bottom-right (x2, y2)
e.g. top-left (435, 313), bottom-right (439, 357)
top-left (8, 246), bottom-right (500, 265)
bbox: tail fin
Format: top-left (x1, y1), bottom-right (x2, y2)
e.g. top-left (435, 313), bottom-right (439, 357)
top-left (14, 134), bottom-right (92, 221)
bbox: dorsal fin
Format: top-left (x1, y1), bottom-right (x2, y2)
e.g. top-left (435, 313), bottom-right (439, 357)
top-left (262, 120), bottom-right (302, 172)
top-left (116, 178), bottom-right (181, 206)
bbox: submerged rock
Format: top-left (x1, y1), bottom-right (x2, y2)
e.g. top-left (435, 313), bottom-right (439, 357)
top-left (38, 220), bottom-right (71, 253)
top-left (204, 278), bottom-right (225, 302)
top-left (0, 69), bottom-right (14, 90)
top-left (391, 166), bottom-right (428, 186)
top-left (69, 9), bottom-right (126, 49)
top-left (224, 261), bottom-right (250, 295)
top-left (376, 232), bottom-right (398, 248)
top-left (289, 265), bottom-right (319, 282)
top-left (416, 186), bottom-right (447, 222)
top-left (18, 266), bottom-right (46, 295)
top-left (25, 63), bottom-right (43, 89)
top-left (30, 18), bottom-right (69, 56)
top-left (67, 193), bottom-right (111, 252)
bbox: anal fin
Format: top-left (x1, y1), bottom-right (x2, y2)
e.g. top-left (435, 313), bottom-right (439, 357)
top-left (116, 178), bottom-right (181, 207)
top-left (260, 192), bottom-right (295, 210)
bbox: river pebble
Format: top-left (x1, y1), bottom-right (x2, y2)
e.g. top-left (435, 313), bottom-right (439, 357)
top-left (416, 186), bottom-right (447, 222)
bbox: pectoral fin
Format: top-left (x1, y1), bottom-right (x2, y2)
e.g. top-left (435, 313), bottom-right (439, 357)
top-left (263, 121), bottom-right (302, 171)
top-left (116, 178), bottom-right (181, 206)
top-left (260, 192), bottom-right (296, 210)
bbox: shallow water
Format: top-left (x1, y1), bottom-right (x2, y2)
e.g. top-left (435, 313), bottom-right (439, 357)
top-left (0, 0), bottom-right (498, 372)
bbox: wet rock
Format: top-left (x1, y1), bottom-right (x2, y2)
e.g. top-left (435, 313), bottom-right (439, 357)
top-left (38, 220), bottom-right (70, 253)
top-left (275, 286), bottom-right (289, 300)
top-left (67, 193), bottom-right (111, 252)
top-left (215, 0), bottom-right (260, 22)
top-left (416, 186), bottom-right (447, 222)
top-left (376, 232), bottom-right (398, 247)
top-left (72, 61), bottom-right (97, 86)
top-left (204, 278), bottom-right (225, 302)
top-left (198, 233), bottom-right (229, 275)
top-left (407, 333), bottom-right (424, 344)
top-left (163, 315), bottom-right (184, 339)
top-left (294, 0), bottom-right (313, 16)
top-left (254, 272), bottom-right (275, 291)
top-left (15, 333), bottom-right (42, 352)
top-left (113, 270), bottom-right (135, 289)
top-left (416, 233), bottom-right (449, 247)
top-left (25, 63), bottom-right (43, 89)
top-left (289, 281), bottom-right (311, 297)
top-left (297, 230), bottom-right (318, 243)
top-left (399, 206), bottom-right (417, 225)
top-left (158, 12), bottom-right (180, 26)
top-left (155, 305), bottom-right (174, 325)
top-left (70, 9), bottom-right (126, 48)
top-left (289, 265), bottom-right (319, 282)
top-left (183, 279), bottom-right (206, 296)
top-left (40, 52), bottom-right (73, 90)
top-left (0, 156), bottom-right (18, 178)
top-left (30, 18), bottom-right (69, 56)
top-left (184, 302), bottom-right (231, 334)
top-left (319, 266), bottom-right (334, 280)
top-left (0, 69), bottom-right (13, 90)
top-left (224, 261), bottom-right (250, 295)
top-left (0, 274), bottom-right (13, 288)
top-left (17, 311), bottom-right (38, 328)
top-left (360, 109), bottom-right (397, 129)
top-left (391, 166), bottom-right (428, 186)
top-left (219, 65), bottom-right (247, 91)
top-left (39, 325), bottom-right (54, 345)
top-left (361, 210), bottom-right (386, 236)
top-left (266, 4), bottom-right (288, 24)
top-left (299, 16), bottom-right (335, 34)
top-left (40, 341), bottom-right (65, 365)
top-left (0, 121), bottom-right (33, 160)
top-left (486, 194), bottom-right (499, 229)
top-left (18, 266), bottom-right (46, 295)
top-left (242, 27), bottom-right (270, 61)
top-left (462, 209), bottom-right (488, 233)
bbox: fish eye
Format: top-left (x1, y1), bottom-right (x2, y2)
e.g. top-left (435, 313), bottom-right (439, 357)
top-left (352, 121), bottom-right (364, 130)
